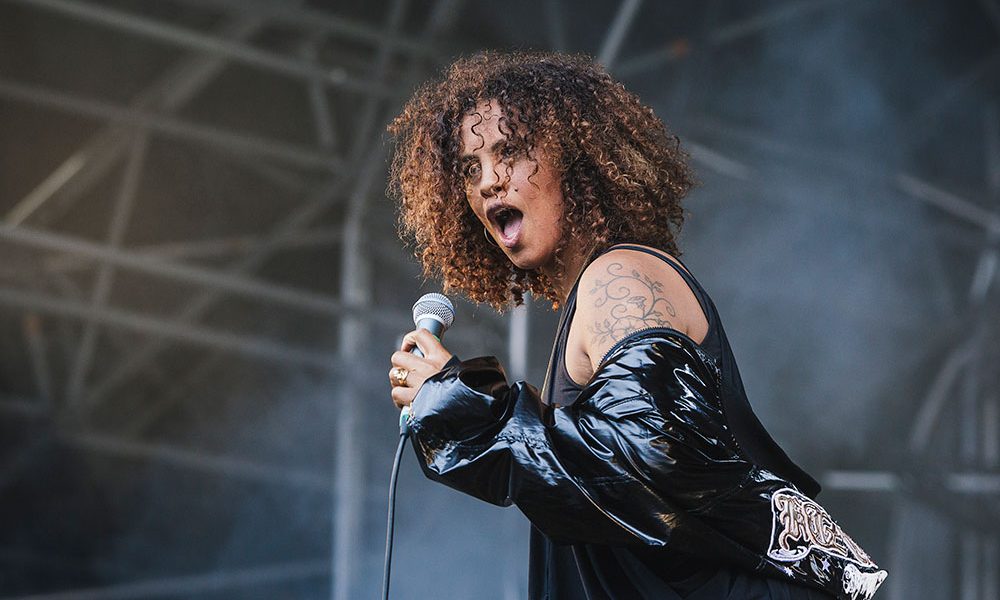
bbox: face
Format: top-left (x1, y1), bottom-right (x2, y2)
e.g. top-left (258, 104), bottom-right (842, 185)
top-left (459, 101), bottom-right (565, 273)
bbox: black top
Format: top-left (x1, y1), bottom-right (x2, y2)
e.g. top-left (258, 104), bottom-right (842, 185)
top-left (530, 243), bottom-right (832, 600)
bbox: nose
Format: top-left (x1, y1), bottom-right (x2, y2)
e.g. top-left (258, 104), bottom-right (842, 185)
top-left (479, 164), bottom-right (505, 199)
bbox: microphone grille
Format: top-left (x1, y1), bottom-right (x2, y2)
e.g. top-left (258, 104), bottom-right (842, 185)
top-left (412, 293), bottom-right (455, 330)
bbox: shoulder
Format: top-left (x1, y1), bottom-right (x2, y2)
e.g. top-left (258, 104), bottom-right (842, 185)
top-left (575, 244), bottom-right (700, 365)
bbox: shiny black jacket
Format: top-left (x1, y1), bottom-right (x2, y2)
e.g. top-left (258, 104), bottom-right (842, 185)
top-left (407, 329), bottom-right (887, 600)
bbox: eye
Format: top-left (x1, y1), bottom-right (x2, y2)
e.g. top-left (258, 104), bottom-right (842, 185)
top-left (500, 144), bottom-right (519, 160)
top-left (462, 161), bottom-right (481, 179)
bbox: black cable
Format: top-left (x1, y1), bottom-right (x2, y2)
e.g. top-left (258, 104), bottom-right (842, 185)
top-left (382, 430), bottom-right (409, 600)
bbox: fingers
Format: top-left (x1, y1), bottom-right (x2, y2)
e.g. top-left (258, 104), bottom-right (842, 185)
top-left (389, 328), bottom-right (455, 412)
top-left (400, 328), bottom-right (445, 357)
top-left (399, 328), bottom-right (454, 369)
top-left (387, 352), bottom-right (430, 395)
top-left (388, 364), bottom-right (416, 387)
top-left (389, 350), bottom-right (424, 372)
top-left (391, 384), bottom-right (415, 409)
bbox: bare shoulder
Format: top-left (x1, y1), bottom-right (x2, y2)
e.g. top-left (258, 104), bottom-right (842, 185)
top-left (574, 245), bottom-right (707, 369)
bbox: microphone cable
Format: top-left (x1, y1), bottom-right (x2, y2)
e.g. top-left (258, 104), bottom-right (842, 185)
top-left (383, 293), bottom-right (454, 599)
top-left (382, 419), bottom-right (410, 600)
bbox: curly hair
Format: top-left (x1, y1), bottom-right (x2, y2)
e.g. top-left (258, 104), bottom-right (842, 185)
top-left (387, 50), bottom-right (695, 311)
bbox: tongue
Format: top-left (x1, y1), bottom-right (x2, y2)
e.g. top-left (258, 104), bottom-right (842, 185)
top-left (501, 211), bottom-right (523, 240)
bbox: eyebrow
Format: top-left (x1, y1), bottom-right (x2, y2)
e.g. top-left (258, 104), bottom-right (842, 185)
top-left (459, 139), bottom-right (507, 163)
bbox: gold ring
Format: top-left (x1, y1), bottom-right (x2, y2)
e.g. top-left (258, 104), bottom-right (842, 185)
top-left (391, 367), bottom-right (410, 387)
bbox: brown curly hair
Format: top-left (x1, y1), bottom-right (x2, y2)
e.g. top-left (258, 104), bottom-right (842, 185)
top-left (387, 50), bottom-right (695, 311)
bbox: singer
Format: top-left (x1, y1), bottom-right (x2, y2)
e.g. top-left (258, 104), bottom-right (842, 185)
top-left (385, 51), bottom-right (886, 600)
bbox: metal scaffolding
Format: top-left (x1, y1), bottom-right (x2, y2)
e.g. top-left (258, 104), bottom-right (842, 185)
top-left (0, 0), bottom-right (997, 597)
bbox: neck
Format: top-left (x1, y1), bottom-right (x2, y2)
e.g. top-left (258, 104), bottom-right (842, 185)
top-left (543, 236), bottom-right (598, 305)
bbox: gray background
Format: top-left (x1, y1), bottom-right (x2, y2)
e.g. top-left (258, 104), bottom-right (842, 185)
top-left (0, 0), bottom-right (997, 598)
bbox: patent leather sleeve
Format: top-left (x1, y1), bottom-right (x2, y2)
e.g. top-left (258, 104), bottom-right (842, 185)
top-left (407, 331), bottom-right (887, 600)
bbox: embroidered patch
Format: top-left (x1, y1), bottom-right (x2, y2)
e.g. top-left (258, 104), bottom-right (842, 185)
top-left (767, 487), bottom-right (877, 569)
top-left (843, 563), bottom-right (888, 600)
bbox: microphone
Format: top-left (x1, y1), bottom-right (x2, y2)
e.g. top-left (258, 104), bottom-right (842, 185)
top-left (384, 293), bottom-right (455, 599)
top-left (399, 293), bottom-right (455, 432)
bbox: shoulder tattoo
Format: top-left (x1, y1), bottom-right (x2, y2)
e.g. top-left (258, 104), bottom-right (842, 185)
top-left (585, 261), bottom-right (677, 345)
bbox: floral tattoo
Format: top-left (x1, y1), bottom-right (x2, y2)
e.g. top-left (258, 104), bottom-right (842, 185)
top-left (586, 262), bottom-right (677, 344)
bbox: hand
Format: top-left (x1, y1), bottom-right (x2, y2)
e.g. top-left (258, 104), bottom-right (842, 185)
top-left (388, 328), bottom-right (454, 410)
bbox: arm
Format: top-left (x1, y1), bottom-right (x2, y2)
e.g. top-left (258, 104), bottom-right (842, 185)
top-left (408, 333), bottom-right (886, 599)
top-left (575, 248), bottom-right (705, 374)
top-left (407, 249), bottom-right (885, 599)
top-left (407, 332), bottom-right (753, 548)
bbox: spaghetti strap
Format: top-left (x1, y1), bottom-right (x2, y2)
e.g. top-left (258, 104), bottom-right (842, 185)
top-left (603, 244), bottom-right (703, 302)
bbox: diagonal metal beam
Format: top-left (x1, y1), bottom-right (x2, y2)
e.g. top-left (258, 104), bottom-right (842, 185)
top-left (674, 118), bottom-right (986, 329)
top-left (44, 229), bottom-right (344, 272)
top-left (0, 223), bottom-right (411, 323)
top-left (300, 37), bottom-right (339, 152)
top-left (0, 78), bottom-right (346, 173)
top-left (685, 140), bottom-right (753, 180)
top-left (896, 174), bottom-right (1000, 235)
top-left (969, 104), bottom-right (1000, 303)
top-left (70, 2), bottom-right (457, 414)
top-left (212, 152), bottom-right (314, 195)
top-left (615, 0), bottom-right (851, 77)
top-left (682, 115), bottom-right (1000, 235)
top-left (103, 0), bottom-right (443, 442)
top-left (78, 178), bottom-right (347, 408)
top-left (118, 353), bottom-right (230, 438)
top-left (65, 133), bottom-right (148, 406)
top-left (59, 0), bottom-right (437, 417)
top-left (598, 0), bottom-right (643, 68)
top-left (680, 115), bottom-right (891, 180)
top-left (886, 102), bottom-right (1000, 596)
top-left (970, 242), bottom-right (999, 302)
top-left (173, 0), bottom-right (448, 60)
top-left (42, 267), bottom-right (172, 390)
top-left (911, 337), bottom-right (978, 453)
top-left (108, 246), bottom-right (465, 441)
top-left (710, 0), bottom-right (842, 44)
top-left (21, 315), bottom-right (54, 406)
top-left (5, 14), bottom-right (266, 227)
top-left (62, 433), bottom-right (331, 491)
top-left (0, 287), bottom-right (340, 370)
top-left (135, 229), bottom-right (341, 262)
top-left (10, 0), bottom-right (394, 97)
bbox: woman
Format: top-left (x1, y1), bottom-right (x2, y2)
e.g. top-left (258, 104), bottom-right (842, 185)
top-left (385, 51), bottom-right (886, 600)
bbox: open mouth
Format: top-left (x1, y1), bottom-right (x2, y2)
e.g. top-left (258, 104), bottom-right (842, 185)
top-left (489, 206), bottom-right (524, 246)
